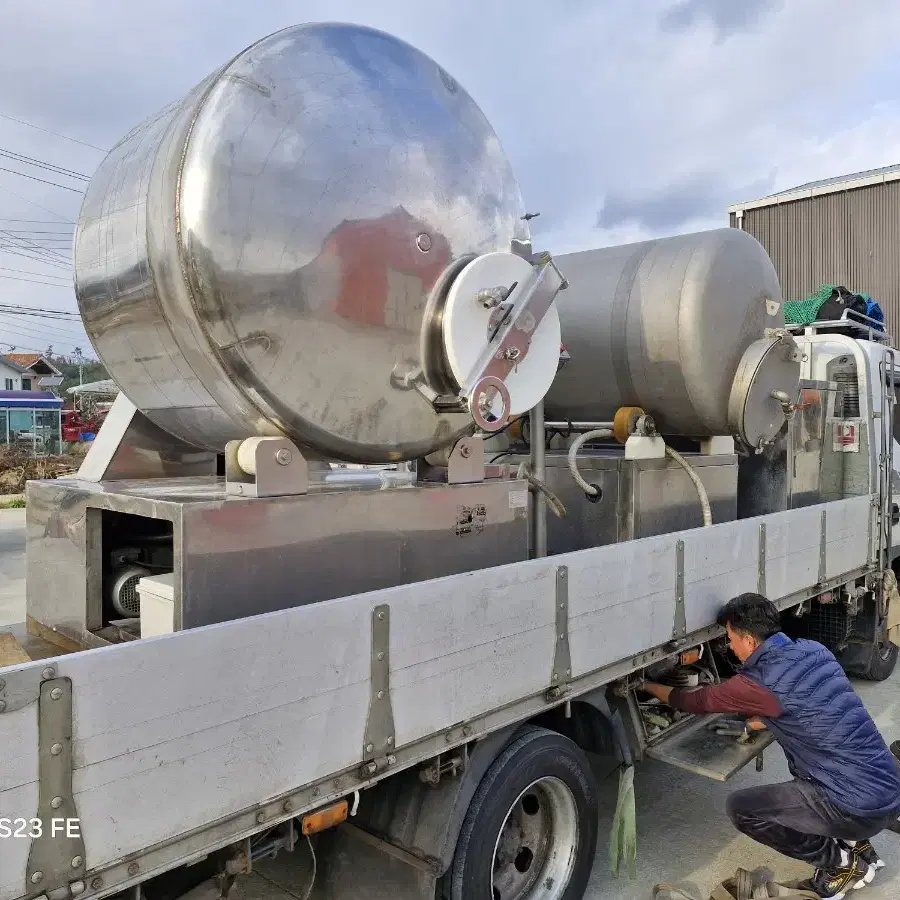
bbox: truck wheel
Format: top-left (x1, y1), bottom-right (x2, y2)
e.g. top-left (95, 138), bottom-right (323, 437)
top-left (448, 726), bottom-right (598, 900)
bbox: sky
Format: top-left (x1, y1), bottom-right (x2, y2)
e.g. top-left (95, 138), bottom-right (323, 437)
top-left (1, 0), bottom-right (900, 360)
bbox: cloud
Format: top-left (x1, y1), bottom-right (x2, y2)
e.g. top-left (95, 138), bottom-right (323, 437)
top-left (1, 0), bottom-right (900, 356)
top-left (660, 0), bottom-right (784, 39)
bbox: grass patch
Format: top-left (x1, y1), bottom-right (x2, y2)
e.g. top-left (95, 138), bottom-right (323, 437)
top-left (0, 497), bottom-right (25, 509)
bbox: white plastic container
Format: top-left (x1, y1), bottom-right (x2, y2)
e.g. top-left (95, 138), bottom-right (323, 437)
top-left (137, 573), bottom-right (175, 639)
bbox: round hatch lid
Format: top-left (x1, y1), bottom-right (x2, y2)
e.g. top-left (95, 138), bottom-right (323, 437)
top-left (441, 251), bottom-right (562, 425)
top-left (728, 336), bottom-right (802, 449)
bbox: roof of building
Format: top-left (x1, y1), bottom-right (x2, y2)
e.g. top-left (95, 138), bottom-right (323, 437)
top-left (727, 163), bottom-right (900, 213)
top-left (0, 355), bottom-right (27, 373)
top-left (0, 390), bottom-right (63, 409)
top-left (4, 353), bottom-right (62, 375)
top-left (66, 379), bottom-right (119, 396)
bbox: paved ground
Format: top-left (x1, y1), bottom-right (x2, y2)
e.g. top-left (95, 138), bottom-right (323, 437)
top-left (1, 508), bottom-right (898, 899)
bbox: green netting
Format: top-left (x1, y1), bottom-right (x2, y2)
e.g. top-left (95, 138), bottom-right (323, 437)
top-left (783, 283), bottom-right (838, 325)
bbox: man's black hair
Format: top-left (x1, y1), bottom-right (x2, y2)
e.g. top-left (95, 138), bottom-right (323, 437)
top-left (716, 592), bottom-right (781, 642)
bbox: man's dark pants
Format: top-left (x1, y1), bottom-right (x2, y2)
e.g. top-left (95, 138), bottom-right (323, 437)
top-left (727, 779), bottom-right (898, 869)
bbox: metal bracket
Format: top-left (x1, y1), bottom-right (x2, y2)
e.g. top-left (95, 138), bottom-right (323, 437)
top-left (758, 524), bottom-right (767, 595)
top-left (225, 437), bottom-right (309, 498)
top-left (26, 677), bottom-right (86, 899)
top-left (360, 605), bottom-right (396, 777)
top-left (672, 541), bottom-right (686, 641)
top-left (819, 510), bottom-right (827, 583)
top-left (447, 435), bottom-right (486, 484)
top-left (0, 661), bottom-right (56, 715)
top-left (548, 566), bottom-right (571, 700)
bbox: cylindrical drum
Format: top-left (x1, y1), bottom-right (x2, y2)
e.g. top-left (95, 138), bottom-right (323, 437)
top-left (545, 228), bottom-right (784, 437)
top-left (74, 23), bottom-right (529, 463)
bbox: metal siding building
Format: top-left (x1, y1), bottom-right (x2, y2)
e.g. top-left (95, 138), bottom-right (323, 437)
top-left (727, 165), bottom-right (900, 332)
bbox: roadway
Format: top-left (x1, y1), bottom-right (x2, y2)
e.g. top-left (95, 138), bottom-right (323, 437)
top-left (1, 507), bottom-right (898, 899)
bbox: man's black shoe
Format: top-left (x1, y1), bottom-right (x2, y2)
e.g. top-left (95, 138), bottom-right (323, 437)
top-left (803, 858), bottom-right (873, 898)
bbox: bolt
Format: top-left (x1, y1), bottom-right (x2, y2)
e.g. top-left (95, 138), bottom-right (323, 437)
top-left (416, 233), bottom-right (433, 252)
top-left (459, 444), bottom-right (471, 459)
top-left (365, 743), bottom-right (374, 753)
top-left (476, 286), bottom-right (506, 309)
top-left (50, 688), bottom-right (63, 701)
top-left (377, 690), bottom-right (384, 700)
top-left (377, 611), bottom-right (385, 620)
top-left (42, 667), bottom-right (55, 680)
top-left (312, 788), bottom-right (320, 798)
top-left (462, 726), bottom-right (472, 737)
top-left (559, 633), bottom-right (565, 641)
top-left (127, 863), bottom-right (140, 877)
top-left (256, 812), bottom-right (266, 824)
top-left (282, 800), bottom-right (293, 813)
top-left (566, 668), bottom-right (571, 676)
top-left (50, 742), bottom-right (63, 756)
top-left (503, 347), bottom-right (521, 361)
top-left (71, 856), bottom-right (83, 869)
top-left (387, 755), bottom-right (397, 765)
top-left (275, 448), bottom-right (292, 466)
top-left (387, 736), bottom-right (394, 746)
top-left (51, 796), bottom-right (63, 809)
top-left (363, 762), bottom-right (378, 776)
top-left (70, 881), bottom-right (86, 897)
top-left (90, 878), bottom-right (104, 891)
top-left (445, 733), bottom-right (453, 743)
top-left (377, 651), bottom-right (385, 661)
top-left (31, 872), bottom-right (43, 884)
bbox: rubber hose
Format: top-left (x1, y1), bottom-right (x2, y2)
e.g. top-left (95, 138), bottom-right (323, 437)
top-left (664, 444), bottom-right (713, 527)
top-left (567, 429), bottom-right (614, 496)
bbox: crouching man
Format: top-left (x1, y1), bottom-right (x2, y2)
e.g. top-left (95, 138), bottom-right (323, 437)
top-left (643, 592), bottom-right (900, 899)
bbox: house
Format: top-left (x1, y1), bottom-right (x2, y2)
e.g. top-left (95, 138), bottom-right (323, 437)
top-left (0, 355), bottom-right (27, 392)
top-left (2, 353), bottom-right (63, 391)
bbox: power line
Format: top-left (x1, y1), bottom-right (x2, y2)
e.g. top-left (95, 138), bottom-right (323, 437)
top-left (0, 165), bottom-right (84, 193)
top-left (0, 265), bottom-right (69, 280)
top-left (0, 246), bottom-right (70, 270)
top-left (0, 316), bottom-right (88, 346)
top-left (0, 218), bottom-right (75, 225)
top-left (0, 274), bottom-right (73, 288)
top-left (0, 111), bottom-right (107, 153)
top-left (0, 148), bottom-right (89, 182)
top-left (0, 183), bottom-right (74, 222)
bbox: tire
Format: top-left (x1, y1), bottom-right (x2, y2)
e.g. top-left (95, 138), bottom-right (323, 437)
top-left (447, 726), bottom-right (599, 900)
top-left (857, 640), bottom-right (899, 682)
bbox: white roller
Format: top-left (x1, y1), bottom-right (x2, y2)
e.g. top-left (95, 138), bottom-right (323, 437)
top-left (441, 251), bottom-right (562, 419)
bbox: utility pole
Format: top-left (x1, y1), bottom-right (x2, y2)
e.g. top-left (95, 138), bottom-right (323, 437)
top-left (74, 347), bottom-right (84, 386)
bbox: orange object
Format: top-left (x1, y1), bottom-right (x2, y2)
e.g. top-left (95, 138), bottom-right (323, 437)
top-left (613, 406), bottom-right (645, 444)
top-left (680, 648), bottom-right (702, 666)
top-left (301, 800), bottom-right (349, 835)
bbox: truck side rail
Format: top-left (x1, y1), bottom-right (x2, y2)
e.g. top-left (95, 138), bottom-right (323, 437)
top-left (0, 494), bottom-right (874, 900)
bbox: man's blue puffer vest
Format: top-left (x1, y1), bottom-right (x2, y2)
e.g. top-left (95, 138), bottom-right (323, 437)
top-left (741, 632), bottom-right (900, 818)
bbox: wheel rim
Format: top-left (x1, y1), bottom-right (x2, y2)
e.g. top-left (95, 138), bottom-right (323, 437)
top-left (490, 776), bottom-right (579, 900)
top-left (879, 641), bottom-right (894, 662)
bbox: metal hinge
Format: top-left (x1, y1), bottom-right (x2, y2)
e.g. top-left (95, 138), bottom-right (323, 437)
top-left (359, 605), bottom-right (396, 779)
top-left (671, 540), bottom-right (687, 642)
top-left (25, 676), bottom-right (87, 900)
top-left (547, 566), bottom-right (571, 701)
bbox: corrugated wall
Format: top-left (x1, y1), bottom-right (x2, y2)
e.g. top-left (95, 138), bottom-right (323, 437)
top-left (730, 181), bottom-right (900, 335)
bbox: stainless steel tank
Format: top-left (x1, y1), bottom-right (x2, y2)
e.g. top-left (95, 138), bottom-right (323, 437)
top-left (74, 23), bottom-right (530, 463)
top-left (544, 228), bottom-right (784, 437)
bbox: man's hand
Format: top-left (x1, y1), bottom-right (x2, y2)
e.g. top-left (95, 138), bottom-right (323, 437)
top-left (641, 682), bottom-right (674, 704)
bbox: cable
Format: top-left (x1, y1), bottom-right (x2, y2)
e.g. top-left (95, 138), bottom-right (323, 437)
top-left (663, 444), bottom-right (712, 527)
top-left (0, 149), bottom-right (89, 181)
top-left (0, 266), bottom-right (69, 280)
top-left (567, 428), bottom-right (613, 497)
top-left (0, 182), bottom-right (73, 221)
top-left (0, 111), bottom-right (107, 152)
top-left (0, 274), bottom-right (73, 288)
top-left (516, 462), bottom-right (567, 518)
top-left (0, 165), bottom-right (84, 193)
